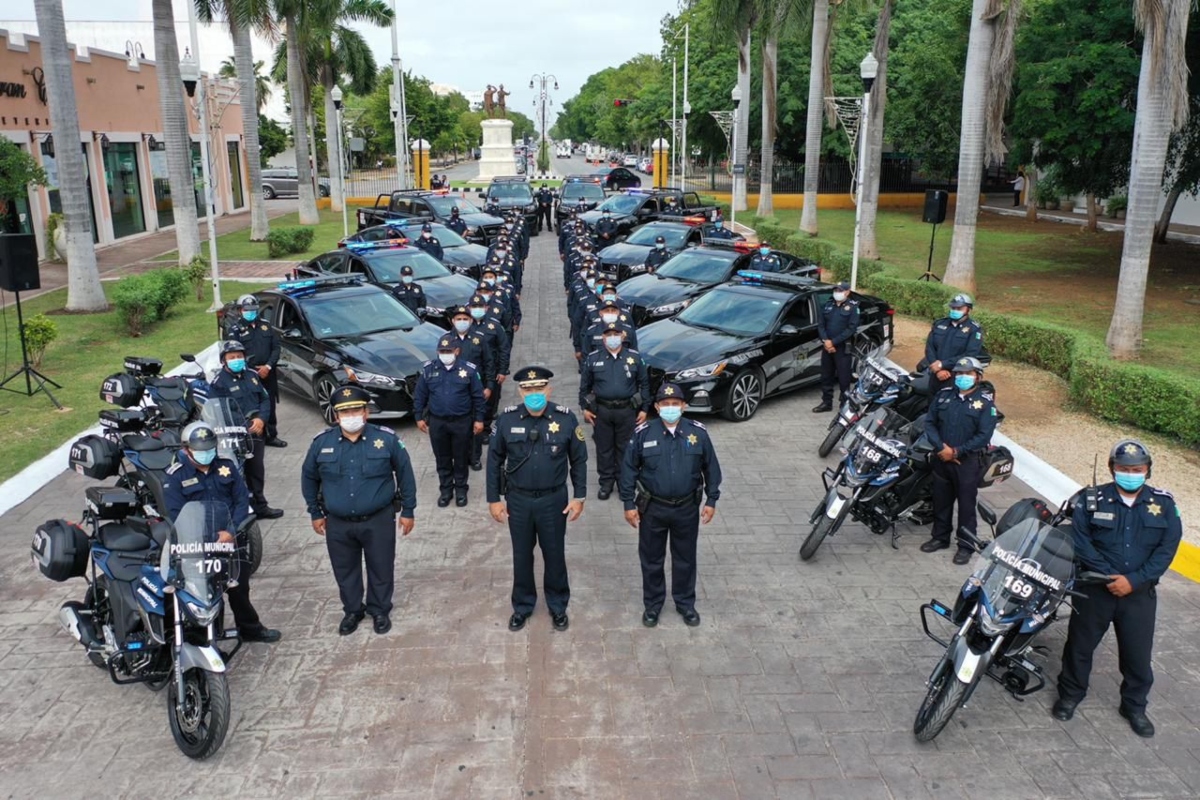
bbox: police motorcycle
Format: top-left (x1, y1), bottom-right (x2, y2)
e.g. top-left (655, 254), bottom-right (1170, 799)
top-left (31, 495), bottom-right (240, 759)
top-left (913, 496), bottom-right (1114, 741)
top-left (100, 355), bottom-right (208, 442)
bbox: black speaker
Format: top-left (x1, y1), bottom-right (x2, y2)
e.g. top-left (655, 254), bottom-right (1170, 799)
top-left (0, 233), bottom-right (40, 292)
top-left (923, 190), bottom-right (949, 225)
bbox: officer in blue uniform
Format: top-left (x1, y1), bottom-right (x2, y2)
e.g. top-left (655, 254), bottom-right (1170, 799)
top-left (163, 422), bottom-right (281, 643)
top-left (389, 264), bottom-right (426, 317)
top-left (414, 223), bottom-right (444, 261)
top-left (660, 196), bottom-right (685, 217)
top-left (747, 241), bottom-right (783, 273)
top-left (535, 185), bottom-right (555, 232)
top-left (227, 295), bottom-right (286, 447)
top-left (594, 209), bottom-right (620, 246)
top-left (448, 305), bottom-right (497, 399)
top-left (207, 340), bottom-right (283, 519)
top-left (301, 385), bottom-right (418, 635)
top-left (813, 282), bottom-right (860, 412)
top-left (446, 206), bottom-right (468, 237)
top-left (619, 383), bottom-right (723, 628)
top-left (644, 236), bottom-right (673, 273)
top-left (920, 357), bottom-right (997, 564)
top-left (922, 294), bottom-right (985, 389)
top-left (705, 218), bottom-right (737, 241)
top-left (577, 298), bottom-right (638, 358)
top-left (479, 270), bottom-right (522, 337)
top-left (1053, 440), bottom-right (1182, 738)
top-left (487, 367), bottom-right (588, 633)
top-left (580, 323), bottom-right (649, 500)
top-left (415, 337), bottom-right (485, 507)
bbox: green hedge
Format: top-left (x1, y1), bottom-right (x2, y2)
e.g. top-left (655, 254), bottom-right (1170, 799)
top-left (267, 226), bottom-right (316, 258)
top-left (110, 268), bottom-right (192, 337)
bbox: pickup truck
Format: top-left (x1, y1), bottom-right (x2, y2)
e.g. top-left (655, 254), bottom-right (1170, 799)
top-left (355, 190), bottom-right (505, 246)
top-left (578, 189), bottom-right (721, 237)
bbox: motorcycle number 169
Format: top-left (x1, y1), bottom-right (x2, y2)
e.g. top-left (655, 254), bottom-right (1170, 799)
top-left (1002, 574), bottom-right (1035, 599)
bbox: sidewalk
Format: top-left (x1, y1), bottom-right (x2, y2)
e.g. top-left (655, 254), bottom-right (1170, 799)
top-left (981, 193), bottom-right (1200, 244)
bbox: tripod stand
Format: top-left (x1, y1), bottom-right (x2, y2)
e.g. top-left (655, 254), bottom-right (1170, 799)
top-left (0, 288), bottom-right (63, 409)
top-left (918, 222), bottom-right (943, 283)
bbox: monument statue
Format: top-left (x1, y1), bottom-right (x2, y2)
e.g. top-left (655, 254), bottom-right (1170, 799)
top-left (483, 85), bottom-right (496, 118)
top-left (497, 84), bottom-right (511, 118)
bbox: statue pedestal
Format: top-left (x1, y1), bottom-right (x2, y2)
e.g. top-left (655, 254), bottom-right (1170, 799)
top-left (474, 119), bottom-right (515, 183)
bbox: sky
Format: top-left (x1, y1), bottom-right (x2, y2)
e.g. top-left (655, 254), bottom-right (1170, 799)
top-left (4, 0), bottom-right (682, 126)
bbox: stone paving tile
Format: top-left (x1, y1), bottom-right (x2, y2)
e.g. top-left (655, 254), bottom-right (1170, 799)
top-left (1, 228), bottom-right (1200, 799)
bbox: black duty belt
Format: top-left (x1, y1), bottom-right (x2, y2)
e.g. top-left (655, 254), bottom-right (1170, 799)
top-left (330, 507), bottom-right (390, 523)
top-left (430, 413), bottom-right (470, 421)
top-left (507, 486), bottom-right (564, 499)
top-left (642, 491), bottom-right (700, 507)
top-left (596, 397), bottom-right (634, 410)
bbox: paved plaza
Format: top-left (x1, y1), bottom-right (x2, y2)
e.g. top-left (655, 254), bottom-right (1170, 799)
top-left (2, 232), bottom-right (1200, 799)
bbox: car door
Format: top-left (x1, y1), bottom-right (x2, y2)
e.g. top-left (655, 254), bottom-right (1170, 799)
top-left (784, 294), bottom-right (827, 386)
top-left (273, 297), bottom-right (316, 398)
top-left (776, 252), bottom-right (820, 278)
top-left (282, 170), bottom-right (299, 196)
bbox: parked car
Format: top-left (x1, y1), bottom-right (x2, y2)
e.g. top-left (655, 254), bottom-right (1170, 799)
top-left (623, 154), bottom-right (639, 167)
top-left (579, 189), bottom-right (721, 237)
top-left (555, 175), bottom-right (607, 226)
top-left (356, 190), bottom-right (504, 245)
top-left (593, 166), bottom-right (642, 191)
top-left (261, 168), bottom-right (331, 199)
top-left (638, 157), bottom-right (653, 174)
top-left (485, 176), bottom-right (539, 232)
top-left (338, 221), bottom-right (489, 278)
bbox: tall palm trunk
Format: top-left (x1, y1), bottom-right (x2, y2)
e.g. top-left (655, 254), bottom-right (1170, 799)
top-left (232, 21), bottom-right (269, 241)
top-left (733, 29), bottom-right (752, 213)
top-left (33, 0), bottom-right (106, 310)
top-left (285, 15), bottom-right (319, 224)
top-left (151, 0), bottom-right (201, 265)
top-left (800, 0), bottom-right (830, 235)
top-left (859, 0), bottom-right (893, 261)
top-left (756, 29), bottom-right (779, 218)
top-left (322, 66), bottom-right (344, 212)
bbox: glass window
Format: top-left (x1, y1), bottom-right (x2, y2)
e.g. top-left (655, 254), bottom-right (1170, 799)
top-left (42, 143), bottom-right (99, 242)
top-left (656, 251), bottom-right (738, 284)
top-left (626, 225), bottom-right (689, 248)
top-left (363, 251), bottom-right (451, 281)
top-left (103, 142), bottom-right (146, 239)
top-left (148, 143), bottom-right (173, 229)
top-left (425, 195), bottom-right (480, 216)
top-left (227, 142), bottom-right (244, 210)
top-left (676, 288), bottom-right (782, 337)
top-left (299, 291), bottom-right (420, 338)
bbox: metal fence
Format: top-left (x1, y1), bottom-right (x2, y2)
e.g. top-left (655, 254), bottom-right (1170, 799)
top-left (694, 155), bottom-right (941, 195)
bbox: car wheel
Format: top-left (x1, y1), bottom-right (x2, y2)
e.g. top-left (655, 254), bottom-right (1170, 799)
top-left (315, 374), bottom-right (341, 426)
top-left (262, 185), bottom-right (276, 200)
top-left (722, 367), bottom-right (765, 422)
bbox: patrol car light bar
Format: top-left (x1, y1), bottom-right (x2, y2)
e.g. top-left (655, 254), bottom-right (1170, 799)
top-left (343, 240), bottom-right (409, 252)
top-left (277, 275), bottom-right (364, 293)
top-left (734, 270), bottom-right (816, 289)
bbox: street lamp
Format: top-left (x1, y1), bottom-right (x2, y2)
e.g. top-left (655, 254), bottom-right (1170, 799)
top-left (389, 0), bottom-right (410, 189)
top-left (179, 39), bottom-right (222, 311)
top-left (849, 51), bottom-right (879, 293)
top-left (730, 84), bottom-right (742, 229)
top-left (529, 73), bottom-right (558, 177)
top-left (331, 86), bottom-right (348, 238)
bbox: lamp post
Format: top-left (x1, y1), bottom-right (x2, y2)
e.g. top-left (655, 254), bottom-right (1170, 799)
top-left (730, 84), bottom-right (742, 229)
top-left (529, 72), bottom-right (558, 176)
top-left (849, 51), bottom-right (879, 293)
top-left (179, 44), bottom-right (222, 311)
top-left (389, 0), bottom-right (410, 189)
top-left (681, 22), bottom-right (689, 192)
top-left (331, 86), bottom-right (348, 238)
top-left (670, 57), bottom-right (677, 189)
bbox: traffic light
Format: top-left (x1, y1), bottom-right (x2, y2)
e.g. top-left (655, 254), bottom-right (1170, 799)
top-left (613, 99), bottom-right (633, 107)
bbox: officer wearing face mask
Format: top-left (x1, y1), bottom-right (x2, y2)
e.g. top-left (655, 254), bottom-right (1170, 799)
top-left (487, 367), bottom-right (588, 633)
top-left (920, 357), bottom-right (997, 565)
top-left (302, 385), bottom-right (417, 636)
top-left (481, 268), bottom-right (522, 336)
top-left (476, 282), bottom-right (515, 340)
top-left (446, 206), bottom-right (468, 237)
top-left (468, 294), bottom-right (511, 471)
top-left (619, 383), bottom-right (722, 628)
top-left (448, 306), bottom-right (496, 408)
top-left (577, 297), bottom-right (638, 359)
top-left (580, 322), bottom-right (649, 500)
top-left (595, 209), bottom-right (619, 245)
top-left (414, 223), bottom-right (444, 261)
top-left (227, 295), bottom-right (286, 448)
top-left (813, 282), bottom-right (860, 413)
top-left (660, 196), bottom-right (685, 217)
top-left (747, 241), bottom-right (783, 273)
top-left (571, 279), bottom-right (612, 355)
top-left (567, 268), bottom-right (599, 325)
top-left (389, 264), bottom-right (426, 316)
top-left (535, 184), bottom-right (555, 232)
top-left (705, 217), bottom-right (737, 241)
top-left (644, 235), bottom-right (672, 273)
top-left (564, 239), bottom-right (595, 289)
top-left (922, 294), bottom-right (985, 389)
top-left (1052, 440), bottom-right (1181, 738)
top-left (414, 337), bottom-right (486, 507)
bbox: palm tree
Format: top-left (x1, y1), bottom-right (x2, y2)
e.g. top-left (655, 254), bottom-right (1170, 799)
top-left (799, 0), bottom-right (831, 235)
top-left (858, 0), bottom-right (893, 260)
top-left (713, 0), bottom-right (759, 215)
top-left (274, 0), bottom-right (319, 224)
top-left (151, 0), bottom-right (202, 266)
top-left (1106, 0), bottom-right (1192, 358)
top-left (756, 0), bottom-right (800, 218)
top-left (219, 56), bottom-right (272, 113)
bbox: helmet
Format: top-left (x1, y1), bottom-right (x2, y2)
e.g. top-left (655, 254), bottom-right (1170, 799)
top-left (1108, 439), bottom-right (1152, 476)
top-left (182, 421), bottom-right (218, 452)
top-left (220, 339), bottom-right (246, 357)
top-left (950, 293), bottom-right (974, 309)
top-left (238, 294), bottom-right (259, 309)
top-left (951, 356), bottom-right (985, 373)
top-left (655, 236), bottom-right (665, 244)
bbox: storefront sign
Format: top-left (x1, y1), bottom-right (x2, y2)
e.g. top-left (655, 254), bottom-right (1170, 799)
top-left (0, 69), bottom-right (45, 105)
top-left (0, 80), bottom-right (27, 99)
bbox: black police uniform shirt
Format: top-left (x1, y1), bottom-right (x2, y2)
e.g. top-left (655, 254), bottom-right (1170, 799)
top-left (618, 418), bottom-right (723, 510)
top-left (162, 455), bottom-right (251, 529)
top-left (488, 286), bottom-right (523, 328)
top-left (472, 316), bottom-right (511, 376)
top-left (595, 217), bottom-right (619, 240)
top-left (578, 315), bottom-right (639, 355)
top-left (536, 188), bottom-right (554, 206)
top-left (446, 216), bottom-right (468, 236)
top-left (923, 386), bottom-right (998, 455)
top-left (1071, 483), bottom-right (1182, 590)
top-left (209, 368), bottom-right (271, 425)
top-left (413, 359), bottom-right (486, 421)
top-left (747, 252), bottom-right (783, 273)
top-left (301, 423), bottom-right (418, 519)
top-left (414, 235), bottom-right (444, 261)
top-left (451, 329), bottom-right (496, 389)
top-left (924, 316), bottom-right (985, 367)
top-left (390, 281), bottom-right (426, 316)
top-left (227, 318), bottom-right (281, 370)
top-left (706, 226), bottom-right (737, 240)
top-left (660, 204), bottom-right (685, 217)
top-left (817, 299), bottom-right (861, 348)
top-left (644, 247), bottom-right (672, 271)
top-left (486, 404), bottom-right (588, 502)
top-left (480, 298), bottom-right (514, 333)
top-left (579, 346), bottom-right (651, 412)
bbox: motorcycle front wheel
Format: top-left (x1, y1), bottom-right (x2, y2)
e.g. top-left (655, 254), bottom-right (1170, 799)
top-left (168, 668), bottom-right (230, 760)
top-left (801, 496), bottom-right (849, 561)
top-left (817, 421), bottom-right (847, 458)
top-left (913, 659), bottom-right (968, 742)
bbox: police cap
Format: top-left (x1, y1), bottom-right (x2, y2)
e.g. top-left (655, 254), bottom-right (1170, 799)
top-left (220, 339), bottom-right (246, 357)
top-left (655, 382), bottom-right (684, 401)
top-left (834, 281), bottom-right (851, 291)
top-left (655, 235), bottom-right (666, 244)
top-left (449, 305), bottom-right (471, 319)
top-left (1109, 439), bottom-right (1152, 472)
top-left (437, 337), bottom-right (458, 352)
top-left (332, 384), bottom-right (370, 411)
top-left (469, 293), bottom-right (489, 307)
top-left (599, 298), bottom-right (620, 310)
top-left (400, 264), bottom-right (414, 276)
top-left (238, 294), bottom-right (259, 309)
top-left (421, 223), bottom-right (433, 233)
top-left (516, 366), bottom-right (553, 387)
top-left (450, 206), bottom-right (460, 215)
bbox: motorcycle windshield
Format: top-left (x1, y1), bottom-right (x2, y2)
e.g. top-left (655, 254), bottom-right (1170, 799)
top-left (975, 519), bottom-right (1074, 623)
top-left (856, 356), bottom-right (902, 396)
top-left (200, 397), bottom-right (249, 462)
top-left (161, 501), bottom-right (239, 607)
top-left (840, 407), bottom-right (910, 458)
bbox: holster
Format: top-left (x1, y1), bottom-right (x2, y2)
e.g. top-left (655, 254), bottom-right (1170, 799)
top-left (635, 493), bottom-right (650, 515)
top-left (499, 470), bottom-right (509, 497)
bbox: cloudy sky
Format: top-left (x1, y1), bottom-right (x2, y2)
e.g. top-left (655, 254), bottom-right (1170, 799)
top-left (5, 0), bottom-right (682, 124)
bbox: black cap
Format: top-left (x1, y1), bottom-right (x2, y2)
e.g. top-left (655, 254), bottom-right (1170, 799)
top-left (515, 366), bottom-right (554, 386)
top-left (601, 321), bottom-right (623, 334)
top-left (469, 293), bottom-right (489, 306)
top-left (400, 264), bottom-right (414, 276)
top-left (834, 281), bottom-right (850, 291)
top-left (450, 206), bottom-right (460, 215)
top-left (599, 298), bottom-right (620, 310)
top-left (450, 305), bottom-right (471, 318)
top-left (421, 223), bottom-right (433, 232)
top-left (331, 384), bottom-right (371, 411)
top-left (437, 337), bottom-right (458, 352)
top-left (655, 236), bottom-right (665, 243)
top-left (655, 382), bottom-right (684, 401)
top-left (183, 422), bottom-right (218, 452)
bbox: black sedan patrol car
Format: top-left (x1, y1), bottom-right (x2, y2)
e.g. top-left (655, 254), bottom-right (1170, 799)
top-left (555, 175), bottom-right (606, 226)
top-left (338, 221), bottom-right (490, 277)
top-left (635, 272), bottom-right (894, 421)
top-left (596, 220), bottom-right (725, 284)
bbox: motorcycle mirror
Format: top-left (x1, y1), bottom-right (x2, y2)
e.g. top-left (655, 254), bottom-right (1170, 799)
top-left (181, 353), bottom-right (196, 362)
top-left (1076, 571), bottom-right (1116, 585)
top-left (958, 526), bottom-right (986, 553)
top-left (977, 500), bottom-right (998, 528)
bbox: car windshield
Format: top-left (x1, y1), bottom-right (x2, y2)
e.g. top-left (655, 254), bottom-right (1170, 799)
top-left (427, 225), bottom-right (468, 247)
top-left (365, 250), bottom-right (452, 281)
top-left (676, 288), bottom-right (781, 336)
top-left (488, 184), bottom-right (532, 200)
top-left (561, 183), bottom-right (605, 202)
top-left (597, 195), bottom-right (641, 214)
top-left (627, 225), bottom-right (689, 248)
top-left (426, 195), bottom-right (480, 216)
top-left (300, 291), bottom-right (420, 337)
top-left (656, 250), bottom-right (737, 284)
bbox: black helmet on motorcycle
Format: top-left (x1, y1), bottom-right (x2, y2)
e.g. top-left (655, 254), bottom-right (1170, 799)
top-left (220, 340), bottom-right (246, 358)
top-left (1108, 439), bottom-right (1152, 477)
top-left (951, 356), bottom-right (985, 374)
top-left (238, 294), bottom-right (259, 310)
top-left (182, 421), bottom-right (218, 452)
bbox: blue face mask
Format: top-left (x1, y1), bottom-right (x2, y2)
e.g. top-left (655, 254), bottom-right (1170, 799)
top-left (192, 449), bottom-right (217, 466)
top-left (954, 374), bottom-right (976, 391)
top-left (523, 393), bottom-right (547, 412)
top-left (658, 406), bottom-right (683, 424)
top-left (949, 308), bottom-right (966, 321)
top-left (759, 247), bottom-right (769, 256)
top-left (243, 310), bottom-right (258, 322)
top-left (1114, 471), bottom-right (1146, 492)
top-left (227, 358), bottom-right (246, 373)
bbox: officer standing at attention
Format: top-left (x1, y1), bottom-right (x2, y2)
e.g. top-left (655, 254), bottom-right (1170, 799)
top-left (920, 357), bottom-right (997, 565)
top-left (576, 297), bottom-right (638, 358)
top-left (467, 294), bottom-right (511, 471)
top-left (448, 306), bottom-right (497, 401)
top-left (580, 323), bottom-right (649, 500)
top-left (595, 209), bottom-right (620, 247)
top-left (228, 295), bottom-right (286, 448)
top-left (389, 264), bottom-right (426, 316)
top-left (660, 196), bottom-right (685, 217)
top-left (705, 217), bottom-right (737, 241)
top-left (163, 422), bottom-right (281, 643)
top-left (644, 236), bottom-right (672, 273)
top-left (414, 223), bottom-right (444, 261)
top-left (535, 184), bottom-right (555, 232)
top-left (414, 337), bottom-right (486, 507)
top-left (487, 367), bottom-right (587, 633)
top-left (619, 383), bottom-right (722, 628)
top-left (208, 340), bottom-right (283, 519)
top-left (922, 294), bottom-right (984, 389)
top-left (446, 206), bottom-right (468, 237)
top-left (301, 385), bottom-right (417, 635)
top-left (1052, 440), bottom-right (1181, 738)
top-left (747, 241), bottom-right (783, 273)
top-left (813, 282), bottom-right (860, 413)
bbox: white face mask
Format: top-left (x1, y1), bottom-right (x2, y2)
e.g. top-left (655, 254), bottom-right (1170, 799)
top-left (601, 313), bottom-right (619, 325)
top-left (401, 275), bottom-right (413, 285)
top-left (438, 353), bottom-right (456, 366)
top-left (338, 414), bottom-right (366, 433)
top-left (604, 336), bottom-right (623, 350)
top-left (454, 320), bottom-right (471, 333)
top-left (833, 291), bottom-right (848, 303)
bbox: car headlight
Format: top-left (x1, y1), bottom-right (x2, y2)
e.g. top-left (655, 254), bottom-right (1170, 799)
top-left (185, 601), bottom-right (221, 625)
top-left (423, 306), bottom-right (446, 317)
top-left (344, 367), bottom-right (396, 387)
top-left (627, 264), bottom-right (647, 274)
top-left (525, 203), bottom-right (537, 213)
top-left (464, 226), bottom-right (479, 237)
top-left (652, 299), bottom-right (691, 315)
top-left (977, 604), bottom-right (1006, 636)
top-left (675, 361), bottom-right (727, 381)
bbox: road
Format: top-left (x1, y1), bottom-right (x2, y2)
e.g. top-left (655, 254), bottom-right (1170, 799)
top-left (2, 230), bottom-right (1200, 798)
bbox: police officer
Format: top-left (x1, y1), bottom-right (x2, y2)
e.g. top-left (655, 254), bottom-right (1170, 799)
top-left (487, 367), bottom-right (587, 632)
top-left (468, 293), bottom-right (511, 470)
top-left (228, 295), bottom-right (286, 447)
top-left (301, 385), bottom-right (418, 635)
top-left (563, 238), bottom-right (595, 289)
top-left (580, 323), bottom-right (649, 500)
top-left (414, 223), bottom-right (444, 261)
top-left (415, 337), bottom-right (486, 507)
top-left (922, 294), bottom-right (985, 389)
top-left (208, 340), bottom-right (283, 519)
top-left (644, 236), bottom-right (672, 273)
top-left (813, 282), bottom-right (860, 413)
top-left (619, 383), bottom-right (722, 627)
top-left (747, 241), bottom-right (783, 273)
top-left (163, 422), bottom-right (281, 643)
top-left (1051, 440), bottom-right (1182, 738)
top-left (535, 184), bottom-right (555, 232)
top-left (577, 297), bottom-right (638, 358)
top-left (705, 217), bottom-right (737, 241)
top-left (448, 305), bottom-right (497, 398)
top-left (390, 264), bottom-right (426, 316)
top-left (476, 281), bottom-right (515, 339)
top-left (660, 196), bottom-right (685, 217)
top-left (595, 209), bottom-right (620, 246)
top-left (484, 196), bottom-right (504, 217)
top-left (479, 268), bottom-right (521, 337)
top-left (571, 278), bottom-right (610, 353)
top-left (446, 206), bottom-right (468, 237)
top-left (920, 357), bottom-right (997, 564)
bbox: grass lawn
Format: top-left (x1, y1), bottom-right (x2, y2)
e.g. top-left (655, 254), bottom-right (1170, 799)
top-left (154, 210), bottom-right (349, 263)
top-left (0, 280), bottom-right (267, 483)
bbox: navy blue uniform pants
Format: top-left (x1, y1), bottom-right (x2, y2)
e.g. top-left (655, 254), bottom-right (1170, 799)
top-left (430, 414), bottom-right (473, 494)
top-left (244, 435), bottom-right (269, 512)
top-left (325, 507), bottom-right (396, 617)
top-left (537, 205), bottom-right (552, 231)
top-left (507, 486), bottom-right (570, 615)
top-left (1058, 583), bottom-right (1157, 712)
top-left (260, 369), bottom-right (280, 442)
top-left (475, 384), bottom-right (503, 462)
top-left (594, 404), bottom-right (636, 489)
top-left (638, 500), bottom-right (700, 613)
top-left (224, 525), bottom-right (262, 633)
top-left (820, 345), bottom-right (853, 406)
top-left (930, 453), bottom-right (983, 548)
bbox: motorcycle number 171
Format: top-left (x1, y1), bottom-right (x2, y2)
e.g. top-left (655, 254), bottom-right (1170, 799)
top-left (1002, 574), bottom-right (1034, 599)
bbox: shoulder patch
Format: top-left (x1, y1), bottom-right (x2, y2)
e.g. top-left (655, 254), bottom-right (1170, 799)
top-left (464, 360), bottom-right (478, 370)
top-left (689, 420), bottom-right (707, 430)
top-left (377, 426), bottom-right (396, 435)
top-left (1151, 487), bottom-right (1175, 499)
top-left (503, 405), bottom-right (519, 413)
top-left (634, 422), bottom-right (650, 434)
top-left (554, 404), bottom-right (572, 414)
top-left (980, 391), bottom-right (995, 402)
top-left (166, 461), bottom-right (183, 475)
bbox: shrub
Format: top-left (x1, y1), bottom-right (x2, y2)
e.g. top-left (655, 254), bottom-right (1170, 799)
top-left (45, 213), bottom-right (64, 261)
top-left (267, 226), bottom-right (316, 258)
top-left (110, 269), bottom-right (191, 337)
top-left (183, 256), bottom-right (209, 300)
top-left (21, 314), bottom-right (58, 367)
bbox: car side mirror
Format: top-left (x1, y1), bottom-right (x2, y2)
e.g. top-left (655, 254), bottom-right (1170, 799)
top-left (283, 328), bottom-right (303, 340)
top-left (778, 325), bottom-right (799, 336)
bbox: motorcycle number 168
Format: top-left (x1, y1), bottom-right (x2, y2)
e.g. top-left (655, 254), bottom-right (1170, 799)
top-left (1002, 574), bottom-right (1035, 599)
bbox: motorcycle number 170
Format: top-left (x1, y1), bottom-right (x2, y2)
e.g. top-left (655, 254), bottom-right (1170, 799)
top-left (1002, 574), bottom-right (1034, 599)
top-left (201, 558), bottom-right (225, 574)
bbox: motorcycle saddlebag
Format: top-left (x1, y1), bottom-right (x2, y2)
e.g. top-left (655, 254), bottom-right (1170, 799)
top-left (100, 372), bottom-right (143, 408)
top-left (979, 445), bottom-right (1015, 488)
top-left (85, 486), bottom-right (140, 520)
top-left (123, 356), bottom-right (163, 377)
top-left (996, 497), bottom-right (1054, 536)
top-left (31, 519), bottom-right (90, 582)
top-left (98, 408), bottom-right (147, 433)
top-left (68, 435), bottom-right (121, 479)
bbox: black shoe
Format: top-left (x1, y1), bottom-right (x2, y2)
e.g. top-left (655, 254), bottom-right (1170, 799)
top-left (241, 626), bottom-right (282, 644)
top-left (551, 611), bottom-right (569, 631)
top-left (471, 460), bottom-right (483, 472)
top-left (678, 608), bottom-right (701, 627)
top-left (1119, 706), bottom-right (1155, 738)
top-left (338, 612), bottom-right (365, 636)
top-left (642, 609), bottom-right (659, 628)
top-left (265, 438), bottom-right (288, 448)
top-left (256, 507), bottom-right (284, 520)
top-left (597, 485), bottom-right (613, 501)
top-left (508, 612), bottom-right (529, 632)
top-left (437, 493), bottom-right (453, 508)
top-left (920, 538), bottom-right (951, 553)
top-left (373, 615), bottom-right (392, 635)
top-left (456, 492), bottom-right (468, 507)
top-left (812, 403), bottom-right (833, 413)
top-left (1051, 698), bottom-right (1079, 721)
top-left (952, 549), bottom-right (974, 566)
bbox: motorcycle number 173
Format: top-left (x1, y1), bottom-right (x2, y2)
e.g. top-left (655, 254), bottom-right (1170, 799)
top-left (1002, 574), bottom-right (1034, 599)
